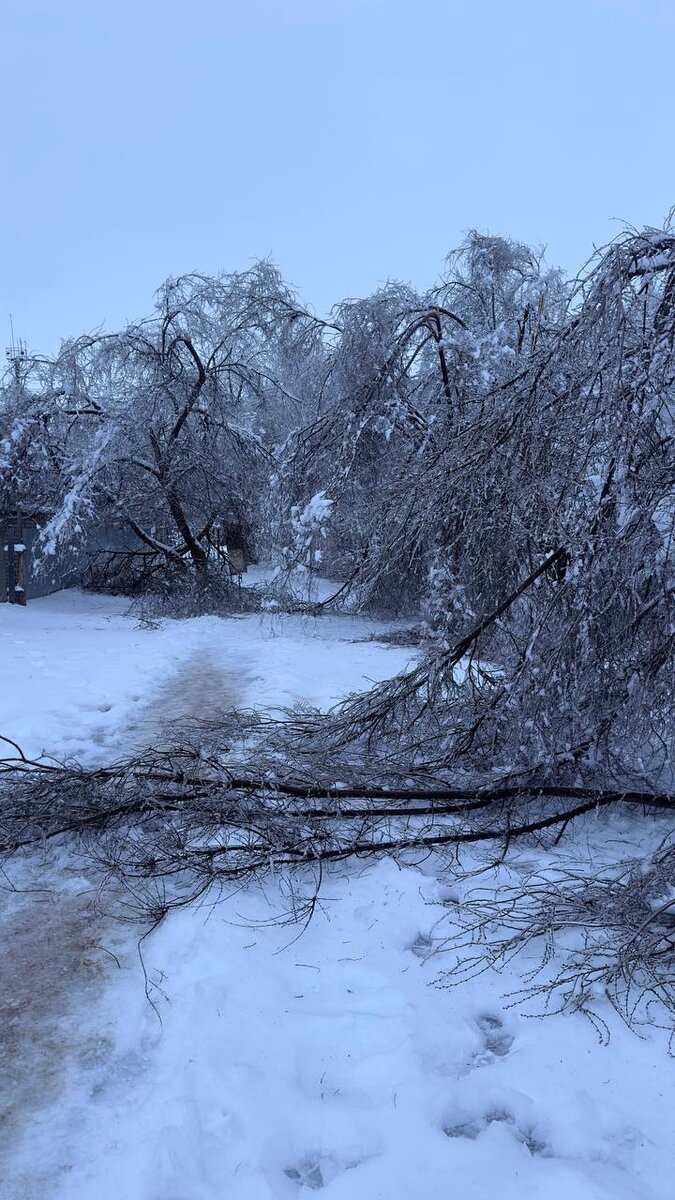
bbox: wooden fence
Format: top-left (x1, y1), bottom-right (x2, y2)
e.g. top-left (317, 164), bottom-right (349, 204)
top-left (0, 514), bottom-right (252, 605)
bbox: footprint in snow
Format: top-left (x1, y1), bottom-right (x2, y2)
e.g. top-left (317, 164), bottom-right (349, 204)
top-left (409, 931), bottom-right (436, 959)
top-left (476, 1012), bottom-right (514, 1058)
top-left (284, 1158), bottom-right (325, 1190)
top-left (283, 1152), bottom-right (368, 1191)
top-left (443, 1108), bottom-right (550, 1157)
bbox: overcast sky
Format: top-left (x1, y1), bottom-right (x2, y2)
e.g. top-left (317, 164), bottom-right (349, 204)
top-left (2, 0), bottom-right (674, 353)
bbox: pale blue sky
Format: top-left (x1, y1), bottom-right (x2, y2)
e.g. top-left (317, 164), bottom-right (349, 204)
top-left (2, 0), bottom-right (673, 353)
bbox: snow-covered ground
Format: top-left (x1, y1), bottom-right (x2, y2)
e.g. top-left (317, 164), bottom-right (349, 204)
top-left (0, 588), bottom-right (414, 763)
top-left (1, 591), bottom-right (675, 1199)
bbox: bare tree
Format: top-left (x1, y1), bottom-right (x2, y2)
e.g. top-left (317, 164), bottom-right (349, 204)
top-left (2, 264), bottom-right (327, 591)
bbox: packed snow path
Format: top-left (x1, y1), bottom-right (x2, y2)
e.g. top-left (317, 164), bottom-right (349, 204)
top-left (1, 592), bottom-right (675, 1198)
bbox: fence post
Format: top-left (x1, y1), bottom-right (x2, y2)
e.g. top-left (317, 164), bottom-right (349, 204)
top-left (15, 516), bottom-right (27, 605)
top-left (0, 521), bottom-right (7, 602)
top-left (6, 518), bottom-right (17, 603)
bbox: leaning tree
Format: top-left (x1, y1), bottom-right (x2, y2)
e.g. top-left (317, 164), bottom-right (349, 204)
top-left (7, 263), bottom-right (328, 590)
top-left (272, 228), bottom-right (674, 800)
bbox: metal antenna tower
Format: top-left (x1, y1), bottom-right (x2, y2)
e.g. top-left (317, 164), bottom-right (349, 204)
top-left (6, 314), bottom-right (28, 383)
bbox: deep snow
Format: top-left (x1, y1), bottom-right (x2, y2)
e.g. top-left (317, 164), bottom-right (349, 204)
top-left (1, 591), bottom-right (675, 1199)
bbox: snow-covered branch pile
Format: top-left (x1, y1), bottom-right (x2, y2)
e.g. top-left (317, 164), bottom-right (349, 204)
top-left (2, 724), bottom-right (674, 1033)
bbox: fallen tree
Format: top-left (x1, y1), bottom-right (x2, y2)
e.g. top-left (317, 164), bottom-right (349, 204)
top-left (2, 710), bottom-right (675, 1041)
